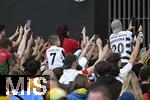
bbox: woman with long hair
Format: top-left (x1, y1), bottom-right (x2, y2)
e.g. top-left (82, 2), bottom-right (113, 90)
top-left (119, 71), bottom-right (143, 100)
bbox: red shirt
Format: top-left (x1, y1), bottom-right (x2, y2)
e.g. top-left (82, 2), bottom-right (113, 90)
top-left (144, 93), bottom-right (150, 100)
top-left (62, 38), bottom-right (79, 56)
top-left (0, 49), bottom-right (12, 63)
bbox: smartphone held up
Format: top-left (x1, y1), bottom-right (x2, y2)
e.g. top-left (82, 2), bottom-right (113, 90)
top-left (26, 20), bottom-right (31, 30)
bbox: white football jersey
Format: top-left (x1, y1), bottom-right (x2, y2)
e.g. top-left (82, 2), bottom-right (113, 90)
top-left (109, 31), bottom-right (134, 63)
top-left (46, 46), bottom-right (65, 70)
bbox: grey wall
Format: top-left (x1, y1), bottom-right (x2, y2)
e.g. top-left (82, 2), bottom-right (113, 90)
top-left (0, 0), bottom-right (94, 40)
top-left (95, 0), bottom-right (108, 44)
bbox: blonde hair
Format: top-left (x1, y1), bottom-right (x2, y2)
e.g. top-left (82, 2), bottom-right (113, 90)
top-left (120, 71), bottom-right (143, 100)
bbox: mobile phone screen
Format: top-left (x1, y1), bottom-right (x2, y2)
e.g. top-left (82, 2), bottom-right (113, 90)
top-left (26, 20), bottom-right (31, 29)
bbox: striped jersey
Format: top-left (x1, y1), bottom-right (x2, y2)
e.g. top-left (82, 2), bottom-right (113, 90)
top-left (46, 46), bottom-right (65, 70)
top-left (109, 31), bottom-right (134, 63)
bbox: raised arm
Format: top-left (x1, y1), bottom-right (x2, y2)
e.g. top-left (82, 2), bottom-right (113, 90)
top-left (17, 25), bottom-right (30, 58)
top-left (119, 34), bottom-right (143, 80)
top-left (20, 34), bottom-right (34, 65)
top-left (79, 35), bottom-right (95, 59)
top-left (128, 35), bottom-right (143, 64)
top-left (32, 37), bottom-right (41, 56)
top-left (9, 26), bottom-right (20, 41)
top-left (87, 38), bottom-right (108, 75)
top-left (127, 21), bottom-right (135, 31)
top-left (81, 27), bottom-right (87, 44)
top-left (35, 42), bottom-right (48, 61)
top-left (24, 33), bottom-right (33, 59)
top-left (91, 47), bottom-right (99, 60)
top-left (85, 43), bottom-right (96, 61)
top-left (12, 26), bottom-right (24, 48)
top-left (38, 38), bottom-right (44, 50)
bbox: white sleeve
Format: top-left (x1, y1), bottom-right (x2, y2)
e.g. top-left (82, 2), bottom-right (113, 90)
top-left (109, 34), bottom-right (112, 40)
top-left (119, 63), bottom-right (133, 80)
top-left (74, 49), bottom-right (82, 57)
top-left (126, 31), bottom-right (133, 38)
top-left (77, 71), bottom-right (83, 74)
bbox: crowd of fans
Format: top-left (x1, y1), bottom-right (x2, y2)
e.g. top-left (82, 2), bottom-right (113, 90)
top-left (0, 19), bottom-right (149, 100)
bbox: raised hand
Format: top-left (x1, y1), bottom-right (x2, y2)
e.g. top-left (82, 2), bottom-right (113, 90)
top-left (85, 35), bottom-right (95, 47)
top-left (14, 26), bottom-right (20, 36)
top-left (138, 25), bottom-right (143, 32)
top-left (19, 26), bottom-right (24, 34)
top-left (81, 27), bottom-right (86, 35)
top-left (81, 27), bottom-right (87, 44)
top-left (35, 37), bottom-right (41, 46)
top-left (24, 24), bottom-right (31, 34)
top-left (28, 33), bottom-right (33, 45)
top-left (39, 38), bottom-right (45, 49)
top-left (96, 38), bottom-right (102, 47)
top-left (89, 35), bottom-right (95, 43)
top-left (103, 44), bottom-right (110, 52)
top-left (136, 34), bottom-right (143, 44)
top-left (127, 22), bottom-right (135, 31)
top-left (41, 42), bottom-right (48, 52)
top-left (9, 26), bottom-right (22, 41)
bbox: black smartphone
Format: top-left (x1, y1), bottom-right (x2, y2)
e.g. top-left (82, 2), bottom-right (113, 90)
top-left (26, 20), bottom-right (31, 29)
top-left (130, 17), bottom-right (136, 26)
